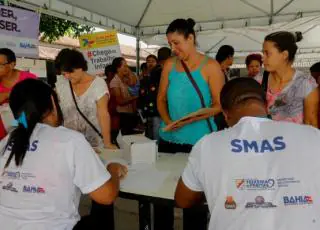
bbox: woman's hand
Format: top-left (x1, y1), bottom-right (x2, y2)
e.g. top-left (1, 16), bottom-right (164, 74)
top-left (107, 163), bottom-right (128, 179)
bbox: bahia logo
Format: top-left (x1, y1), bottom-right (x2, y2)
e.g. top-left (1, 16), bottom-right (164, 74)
top-left (23, 185), bottom-right (45, 194)
top-left (283, 196), bottom-right (313, 206)
top-left (7, 140), bottom-right (39, 152)
top-left (231, 136), bottom-right (286, 153)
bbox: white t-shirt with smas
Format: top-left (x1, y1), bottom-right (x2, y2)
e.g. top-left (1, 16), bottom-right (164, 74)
top-left (182, 117), bottom-right (320, 230)
top-left (56, 76), bottom-right (109, 147)
top-left (0, 123), bottom-right (110, 230)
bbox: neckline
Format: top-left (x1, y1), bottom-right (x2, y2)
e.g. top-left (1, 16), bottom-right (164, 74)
top-left (268, 69), bottom-right (297, 94)
top-left (173, 56), bottom-right (208, 73)
top-left (72, 77), bottom-right (96, 98)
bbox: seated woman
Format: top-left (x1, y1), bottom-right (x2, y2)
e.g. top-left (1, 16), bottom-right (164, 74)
top-left (0, 79), bottom-right (127, 230)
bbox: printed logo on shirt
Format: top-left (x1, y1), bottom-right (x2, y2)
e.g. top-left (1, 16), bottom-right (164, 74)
top-left (283, 196), bottom-right (313, 206)
top-left (236, 179), bottom-right (275, 190)
top-left (277, 178), bottom-right (300, 188)
top-left (1, 171), bottom-right (35, 180)
top-left (2, 182), bottom-right (18, 193)
top-left (245, 196), bottom-right (277, 208)
top-left (225, 196), bottom-right (236, 209)
top-left (231, 136), bottom-right (286, 153)
top-left (23, 185), bottom-right (45, 194)
top-left (7, 140), bottom-right (39, 152)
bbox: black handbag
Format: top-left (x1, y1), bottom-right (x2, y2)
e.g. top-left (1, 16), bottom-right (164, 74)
top-left (69, 81), bottom-right (103, 138)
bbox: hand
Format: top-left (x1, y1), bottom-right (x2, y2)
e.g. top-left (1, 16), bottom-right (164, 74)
top-left (107, 163), bottom-right (128, 179)
top-left (105, 143), bottom-right (119, 150)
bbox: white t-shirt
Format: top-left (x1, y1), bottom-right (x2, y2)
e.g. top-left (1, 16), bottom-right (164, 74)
top-left (56, 76), bottom-right (109, 147)
top-left (0, 124), bottom-right (110, 230)
top-left (182, 117), bottom-right (320, 230)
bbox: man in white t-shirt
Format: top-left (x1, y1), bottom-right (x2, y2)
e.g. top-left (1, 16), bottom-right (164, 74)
top-left (175, 77), bottom-right (320, 230)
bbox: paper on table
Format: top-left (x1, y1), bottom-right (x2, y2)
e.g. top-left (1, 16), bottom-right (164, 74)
top-left (121, 163), bottom-right (170, 193)
top-left (162, 108), bottom-right (214, 132)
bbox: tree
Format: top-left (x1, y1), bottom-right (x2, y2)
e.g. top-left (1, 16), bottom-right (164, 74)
top-left (0, 1), bottom-right (93, 42)
top-left (39, 14), bottom-right (93, 43)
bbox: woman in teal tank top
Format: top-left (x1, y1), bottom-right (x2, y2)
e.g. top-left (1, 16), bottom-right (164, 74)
top-left (157, 22), bottom-right (225, 150)
top-left (155, 18), bottom-right (225, 230)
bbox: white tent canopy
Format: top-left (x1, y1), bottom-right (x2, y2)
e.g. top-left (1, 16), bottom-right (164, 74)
top-left (8, 0), bottom-right (320, 65)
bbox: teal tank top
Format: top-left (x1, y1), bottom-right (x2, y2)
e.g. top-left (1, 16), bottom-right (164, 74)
top-left (159, 56), bottom-right (217, 145)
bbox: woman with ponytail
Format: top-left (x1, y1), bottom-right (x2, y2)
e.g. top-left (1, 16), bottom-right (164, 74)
top-left (0, 79), bottom-right (127, 230)
top-left (263, 31), bottom-right (319, 127)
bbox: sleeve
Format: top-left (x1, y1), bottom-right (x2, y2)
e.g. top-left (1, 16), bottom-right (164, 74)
top-left (71, 133), bottom-right (111, 194)
top-left (303, 74), bottom-right (318, 98)
top-left (181, 139), bottom-right (204, 192)
top-left (94, 77), bottom-right (109, 101)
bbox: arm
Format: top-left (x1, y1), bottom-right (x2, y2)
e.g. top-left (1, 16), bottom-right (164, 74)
top-left (0, 92), bottom-right (9, 104)
top-left (96, 94), bottom-right (117, 149)
top-left (110, 87), bottom-right (138, 106)
top-left (175, 178), bottom-right (205, 208)
top-left (89, 163), bottom-right (127, 205)
top-left (175, 140), bottom-right (205, 208)
top-left (304, 87), bottom-right (319, 128)
top-left (157, 58), bottom-right (173, 125)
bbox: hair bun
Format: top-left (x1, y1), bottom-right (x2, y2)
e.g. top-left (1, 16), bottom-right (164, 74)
top-left (186, 18), bottom-right (196, 29)
top-left (294, 31), bottom-right (303, 42)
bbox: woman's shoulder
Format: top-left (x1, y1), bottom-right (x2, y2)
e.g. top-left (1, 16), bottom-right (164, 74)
top-left (205, 56), bottom-right (221, 69)
top-left (294, 70), bottom-right (317, 87)
top-left (93, 76), bottom-right (107, 85)
top-left (163, 57), bottom-right (176, 70)
top-left (19, 71), bottom-right (37, 80)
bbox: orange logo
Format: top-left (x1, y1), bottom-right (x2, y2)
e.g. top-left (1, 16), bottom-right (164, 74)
top-left (225, 196), bottom-right (237, 209)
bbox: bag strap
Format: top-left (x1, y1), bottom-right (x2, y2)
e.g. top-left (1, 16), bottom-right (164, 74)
top-left (180, 59), bottom-right (214, 132)
top-left (69, 82), bottom-right (103, 138)
top-left (262, 71), bottom-right (269, 92)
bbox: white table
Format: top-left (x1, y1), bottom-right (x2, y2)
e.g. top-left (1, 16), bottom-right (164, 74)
top-left (100, 149), bottom-right (190, 230)
top-left (100, 149), bottom-right (188, 200)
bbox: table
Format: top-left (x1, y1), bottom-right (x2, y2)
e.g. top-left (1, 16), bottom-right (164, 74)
top-left (100, 149), bottom-right (189, 230)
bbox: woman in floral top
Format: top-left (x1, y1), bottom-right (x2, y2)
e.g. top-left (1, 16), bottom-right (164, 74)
top-left (262, 31), bottom-right (319, 127)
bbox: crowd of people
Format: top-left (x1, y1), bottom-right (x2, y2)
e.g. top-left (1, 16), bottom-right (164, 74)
top-left (0, 16), bottom-right (320, 230)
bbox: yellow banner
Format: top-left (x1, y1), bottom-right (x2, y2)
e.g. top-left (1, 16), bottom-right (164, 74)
top-left (79, 31), bottom-right (119, 50)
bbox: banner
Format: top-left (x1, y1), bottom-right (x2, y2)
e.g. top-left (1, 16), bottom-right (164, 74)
top-left (79, 31), bottom-right (121, 75)
top-left (0, 6), bottom-right (40, 58)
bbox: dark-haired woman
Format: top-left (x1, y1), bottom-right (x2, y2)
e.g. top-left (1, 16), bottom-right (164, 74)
top-left (245, 53), bottom-right (263, 81)
top-left (55, 49), bottom-right (117, 150)
top-left (0, 79), bottom-right (127, 230)
top-left (156, 18), bottom-right (224, 230)
top-left (263, 31), bottom-right (319, 127)
top-left (110, 57), bottom-right (139, 135)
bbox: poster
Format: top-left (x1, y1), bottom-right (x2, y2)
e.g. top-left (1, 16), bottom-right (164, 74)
top-left (79, 31), bottom-right (121, 75)
top-left (0, 5), bottom-right (40, 58)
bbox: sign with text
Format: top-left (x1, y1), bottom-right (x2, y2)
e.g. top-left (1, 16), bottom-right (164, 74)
top-left (0, 6), bottom-right (40, 58)
top-left (79, 31), bottom-right (121, 75)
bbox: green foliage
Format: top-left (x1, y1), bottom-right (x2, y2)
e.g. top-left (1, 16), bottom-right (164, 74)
top-left (39, 14), bottom-right (93, 43)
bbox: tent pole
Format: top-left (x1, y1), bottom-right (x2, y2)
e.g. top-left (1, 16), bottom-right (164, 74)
top-left (270, 0), bottom-right (274, 24)
top-left (136, 27), bottom-right (141, 75)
